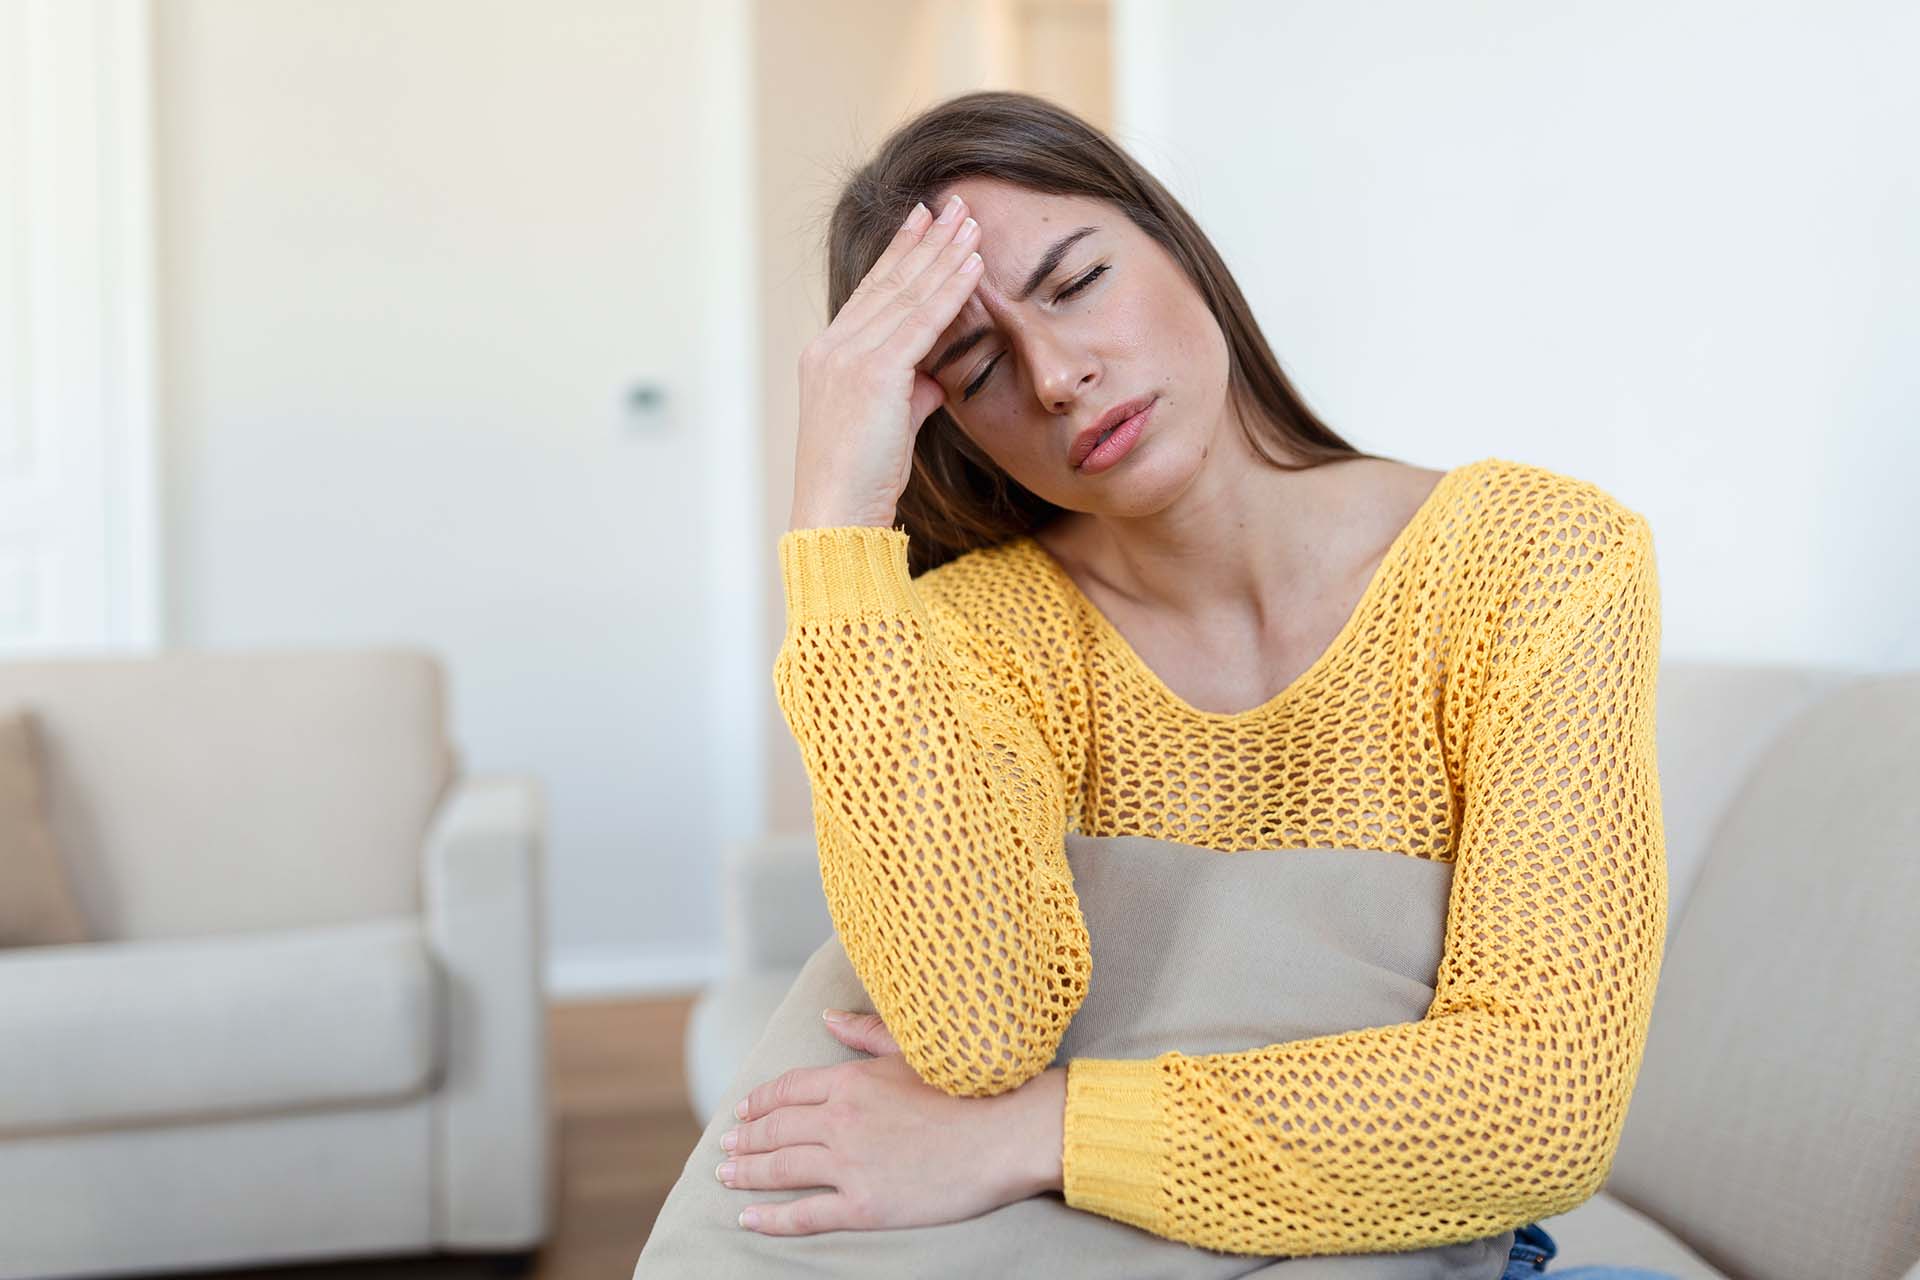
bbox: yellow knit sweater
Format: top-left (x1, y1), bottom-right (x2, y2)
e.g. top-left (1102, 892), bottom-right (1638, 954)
top-left (772, 456), bottom-right (1666, 1257)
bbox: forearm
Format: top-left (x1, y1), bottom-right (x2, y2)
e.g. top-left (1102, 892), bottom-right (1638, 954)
top-left (776, 527), bottom-right (1090, 1095)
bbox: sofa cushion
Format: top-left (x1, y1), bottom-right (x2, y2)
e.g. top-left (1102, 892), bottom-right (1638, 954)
top-left (1537, 1191), bottom-right (1728, 1279)
top-left (1649, 661), bottom-right (1846, 933)
top-left (0, 916), bottom-right (439, 1135)
top-left (0, 651), bottom-right (455, 940)
top-left (0, 708), bottom-right (90, 948)
top-left (1606, 672), bottom-right (1920, 1280)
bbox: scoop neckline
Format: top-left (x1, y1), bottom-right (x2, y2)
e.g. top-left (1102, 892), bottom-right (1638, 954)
top-left (1015, 460), bottom-right (1468, 723)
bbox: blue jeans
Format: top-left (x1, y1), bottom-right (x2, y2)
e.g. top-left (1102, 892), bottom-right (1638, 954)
top-left (1500, 1222), bottom-right (1677, 1279)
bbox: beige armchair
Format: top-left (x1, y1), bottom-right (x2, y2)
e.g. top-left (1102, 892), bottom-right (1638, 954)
top-left (0, 649), bottom-right (554, 1279)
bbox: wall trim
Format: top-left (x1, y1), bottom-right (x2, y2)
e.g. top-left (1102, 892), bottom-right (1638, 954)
top-left (6, 0), bottom-right (161, 652)
top-left (696, 0), bottom-right (766, 853)
top-left (548, 944), bottom-right (726, 1002)
top-left (104, 0), bottom-right (163, 648)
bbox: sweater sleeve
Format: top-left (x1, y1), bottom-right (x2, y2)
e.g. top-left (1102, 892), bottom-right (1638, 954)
top-left (771, 525), bottom-right (1092, 1098)
top-left (1061, 518), bottom-right (1667, 1256)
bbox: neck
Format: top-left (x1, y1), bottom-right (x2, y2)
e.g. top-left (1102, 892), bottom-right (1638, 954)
top-left (1070, 406), bottom-right (1368, 626)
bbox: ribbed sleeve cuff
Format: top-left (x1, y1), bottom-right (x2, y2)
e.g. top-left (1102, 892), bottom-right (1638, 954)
top-left (1063, 1056), bottom-right (1167, 1235)
top-left (778, 526), bottom-right (921, 625)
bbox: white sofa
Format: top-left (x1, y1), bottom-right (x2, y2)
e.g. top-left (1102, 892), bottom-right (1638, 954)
top-left (0, 649), bottom-right (554, 1279)
top-left (682, 660), bottom-right (1920, 1280)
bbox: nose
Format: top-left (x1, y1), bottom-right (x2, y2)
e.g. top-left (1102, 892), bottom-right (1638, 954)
top-left (1028, 331), bottom-right (1099, 414)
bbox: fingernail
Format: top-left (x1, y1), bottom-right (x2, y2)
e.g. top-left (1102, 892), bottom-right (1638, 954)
top-left (715, 1161), bottom-right (736, 1183)
top-left (937, 194), bottom-right (962, 223)
top-left (721, 1128), bottom-right (738, 1151)
top-left (822, 1008), bottom-right (850, 1023)
top-left (739, 1207), bottom-right (760, 1230)
top-left (902, 201), bottom-right (928, 230)
top-left (734, 1098), bottom-right (747, 1118)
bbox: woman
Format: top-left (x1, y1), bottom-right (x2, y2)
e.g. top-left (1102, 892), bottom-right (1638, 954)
top-left (723, 91), bottom-right (1670, 1279)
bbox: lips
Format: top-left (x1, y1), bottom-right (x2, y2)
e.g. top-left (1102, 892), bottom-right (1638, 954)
top-left (1069, 394), bottom-right (1158, 469)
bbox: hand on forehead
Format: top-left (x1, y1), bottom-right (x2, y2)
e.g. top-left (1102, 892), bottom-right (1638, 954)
top-left (914, 190), bottom-right (1109, 382)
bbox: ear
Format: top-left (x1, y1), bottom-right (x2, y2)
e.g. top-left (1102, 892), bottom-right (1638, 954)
top-left (822, 1009), bottom-right (902, 1057)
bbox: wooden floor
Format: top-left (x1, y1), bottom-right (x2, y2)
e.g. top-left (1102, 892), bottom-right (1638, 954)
top-left (541, 996), bottom-right (704, 1276)
top-left (199, 996), bottom-right (701, 1280)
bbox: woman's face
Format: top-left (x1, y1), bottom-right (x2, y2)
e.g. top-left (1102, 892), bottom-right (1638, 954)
top-left (915, 177), bottom-right (1235, 518)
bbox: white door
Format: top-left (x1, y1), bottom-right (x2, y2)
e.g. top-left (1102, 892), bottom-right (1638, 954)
top-left (0, 0), bottom-right (159, 654)
top-left (152, 0), bottom-right (759, 991)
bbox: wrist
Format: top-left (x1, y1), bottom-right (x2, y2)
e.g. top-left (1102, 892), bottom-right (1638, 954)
top-left (999, 1066), bottom-right (1067, 1199)
top-left (788, 493), bottom-right (897, 533)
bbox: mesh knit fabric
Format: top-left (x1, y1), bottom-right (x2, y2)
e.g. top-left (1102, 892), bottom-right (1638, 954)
top-left (772, 457), bottom-right (1667, 1256)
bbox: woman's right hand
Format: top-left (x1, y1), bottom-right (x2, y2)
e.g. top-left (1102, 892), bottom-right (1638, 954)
top-left (789, 192), bottom-right (985, 532)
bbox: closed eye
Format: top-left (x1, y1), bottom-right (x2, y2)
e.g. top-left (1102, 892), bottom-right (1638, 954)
top-left (960, 355), bottom-right (1006, 401)
top-left (1055, 263), bottom-right (1108, 302)
top-left (960, 264), bottom-right (1110, 401)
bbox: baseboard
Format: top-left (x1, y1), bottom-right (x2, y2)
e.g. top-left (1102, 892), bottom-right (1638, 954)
top-left (547, 943), bottom-right (724, 1000)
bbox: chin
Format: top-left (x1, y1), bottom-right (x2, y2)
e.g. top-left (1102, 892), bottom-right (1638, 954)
top-left (1075, 443), bottom-right (1205, 518)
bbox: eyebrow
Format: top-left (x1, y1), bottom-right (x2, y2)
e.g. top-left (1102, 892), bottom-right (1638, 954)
top-left (927, 225), bottom-right (1099, 379)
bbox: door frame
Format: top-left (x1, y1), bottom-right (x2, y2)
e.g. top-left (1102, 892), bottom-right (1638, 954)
top-left (4, 0), bottom-right (160, 653)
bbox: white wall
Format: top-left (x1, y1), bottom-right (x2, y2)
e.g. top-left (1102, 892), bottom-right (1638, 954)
top-left (1116, 0), bottom-right (1919, 671)
top-left (154, 0), bottom-right (760, 994)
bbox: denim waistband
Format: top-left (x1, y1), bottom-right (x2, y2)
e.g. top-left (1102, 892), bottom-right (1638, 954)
top-left (1506, 1221), bottom-right (1557, 1271)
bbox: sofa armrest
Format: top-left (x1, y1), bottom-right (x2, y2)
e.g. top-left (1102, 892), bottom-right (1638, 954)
top-left (424, 774), bottom-right (553, 1249)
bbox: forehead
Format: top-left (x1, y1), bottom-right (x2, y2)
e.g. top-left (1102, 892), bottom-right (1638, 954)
top-left (936, 178), bottom-right (1098, 228)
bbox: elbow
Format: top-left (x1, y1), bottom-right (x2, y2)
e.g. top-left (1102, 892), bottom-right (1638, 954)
top-left (900, 1020), bottom-right (1062, 1099)
top-left (1542, 1104), bottom-right (1630, 1214)
top-left (1533, 1020), bottom-right (1650, 1214)
top-left (1495, 1080), bottom-right (1631, 1224)
top-left (1436, 997), bottom-right (1642, 1218)
top-left (1416, 1017), bottom-right (1631, 1224)
top-left (894, 958), bottom-right (1086, 1099)
top-left (1517, 1145), bottom-right (1616, 1228)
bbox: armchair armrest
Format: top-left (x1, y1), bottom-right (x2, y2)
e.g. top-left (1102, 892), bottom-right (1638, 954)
top-left (424, 774), bottom-right (553, 1249)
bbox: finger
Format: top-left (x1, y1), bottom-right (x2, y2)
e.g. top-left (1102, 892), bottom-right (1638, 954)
top-left (720, 1142), bottom-right (836, 1192)
top-left (825, 1011), bottom-right (902, 1057)
top-left (737, 1064), bottom-right (837, 1121)
top-left (908, 368), bottom-right (947, 428)
top-left (729, 1100), bottom-right (833, 1155)
top-left (740, 1192), bottom-right (863, 1236)
top-left (872, 239), bottom-right (984, 368)
top-left (832, 193), bottom-right (966, 334)
top-left (852, 209), bottom-right (980, 351)
top-left (830, 198), bottom-right (939, 331)
top-left (843, 198), bottom-right (979, 345)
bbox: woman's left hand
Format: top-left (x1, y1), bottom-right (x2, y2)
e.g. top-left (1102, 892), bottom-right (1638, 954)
top-left (717, 1009), bottom-right (1066, 1236)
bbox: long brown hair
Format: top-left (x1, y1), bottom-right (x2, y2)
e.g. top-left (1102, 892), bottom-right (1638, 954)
top-left (825, 90), bottom-right (1380, 575)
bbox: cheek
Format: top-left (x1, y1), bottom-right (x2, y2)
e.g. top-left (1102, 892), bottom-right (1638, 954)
top-left (1101, 294), bottom-right (1160, 365)
top-left (950, 413), bottom-right (1064, 498)
top-left (1104, 277), bottom-right (1211, 378)
top-left (950, 411), bottom-right (1027, 467)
